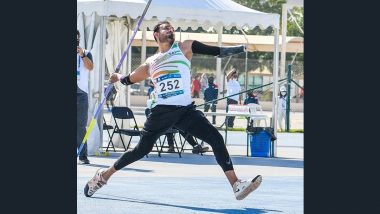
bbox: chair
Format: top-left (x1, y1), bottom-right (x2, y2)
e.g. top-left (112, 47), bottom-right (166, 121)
top-left (109, 107), bottom-right (141, 151)
top-left (247, 103), bottom-right (268, 127)
top-left (102, 116), bottom-right (116, 152)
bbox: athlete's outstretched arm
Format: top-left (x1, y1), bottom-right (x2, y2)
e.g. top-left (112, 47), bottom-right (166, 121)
top-left (110, 63), bottom-right (150, 85)
top-left (181, 40), bottom-right (246, 58)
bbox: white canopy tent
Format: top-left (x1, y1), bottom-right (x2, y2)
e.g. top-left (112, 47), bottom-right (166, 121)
top-left (77, 0), bottom-right (281, 156)
top-left (131, 31), bottom-right (303, 53)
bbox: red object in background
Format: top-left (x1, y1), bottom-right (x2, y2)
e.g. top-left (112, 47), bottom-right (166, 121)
top-left (192, 79), bottom-right (201, 93)
top-left (299, 88), bottom-right (304, 97)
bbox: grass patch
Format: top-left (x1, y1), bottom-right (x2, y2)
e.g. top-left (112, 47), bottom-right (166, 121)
top-left (289, 129), bottom-right (304, 133)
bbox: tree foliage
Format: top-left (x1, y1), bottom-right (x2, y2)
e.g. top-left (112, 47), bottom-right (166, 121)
top-left (231, 0), bottom-right (304, 61)
top-left (231, 0), bottom-right (303, 37)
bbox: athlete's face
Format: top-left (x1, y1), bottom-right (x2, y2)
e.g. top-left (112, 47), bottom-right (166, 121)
top-left (156, 24), bottom-right (175, 43)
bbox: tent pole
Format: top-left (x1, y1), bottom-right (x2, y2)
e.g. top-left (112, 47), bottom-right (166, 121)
top-left (280, 4), bottom-right (288, 79)
top-left (241, 29), bottom-right (249, 99)
top-left (98, 15), bottom-right (107, 145)
top-left (140, 24), bottom-right (147, 94)
top-left (126, 17), bottom-right (132, 107)
top-left (216, 25), bottom-right (223, 98)
top-left (272, 27), bottom-right (280, 158)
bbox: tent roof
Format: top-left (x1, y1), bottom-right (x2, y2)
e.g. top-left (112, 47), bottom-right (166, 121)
top-left (132, 31), bottom-right (303, 53)
top-left (77, 0), bottom-right (279, 30)
top-left (77, 0), bottom-right (147, 19)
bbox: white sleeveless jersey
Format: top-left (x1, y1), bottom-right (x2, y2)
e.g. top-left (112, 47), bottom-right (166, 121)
top-left (147, 42), bottom-right (192, 106)
top-left (77, 50), bottom-right (90, 94)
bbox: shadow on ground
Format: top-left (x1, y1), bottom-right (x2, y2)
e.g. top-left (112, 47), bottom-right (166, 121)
top-left (91, 193), bottom-right (283, 214)
top-left (82, 163), bottom-right (154, 173)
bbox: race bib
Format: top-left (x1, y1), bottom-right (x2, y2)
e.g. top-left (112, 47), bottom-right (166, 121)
top-left (155, 73), bottom-right (184, 99)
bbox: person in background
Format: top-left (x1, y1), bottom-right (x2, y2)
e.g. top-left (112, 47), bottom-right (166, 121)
top-left (225, 68), bottom-right (241, 128)
top-left (299, 88), bottom-right (304, 99)
top-left (244, 90), bottom-right (259, 105)
top-left (191, 74), bottom-right (201, 98)
top-left (244, 90), bottom-right (260, 127)
top-left (200, 73), bottom-right (209, 96)
top-left (166, 129), bottom-right (209, 154)
top-left (204, 76), bottom-right (218, 125)
top-left (278, 85), bottom-right (288, 131)
top-left (77, 29), bottom-right (94, 164)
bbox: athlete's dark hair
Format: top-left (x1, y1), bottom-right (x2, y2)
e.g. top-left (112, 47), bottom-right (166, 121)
top-left (153, 21), bottom-right (172, 42)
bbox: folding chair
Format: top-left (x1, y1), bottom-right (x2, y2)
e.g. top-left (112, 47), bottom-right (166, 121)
top-left (157, 128), bottom-right (182, 158)
top-left (102, 116), bottom-right (116, 152)
top-left (110, 107), bottom-right (141, 152)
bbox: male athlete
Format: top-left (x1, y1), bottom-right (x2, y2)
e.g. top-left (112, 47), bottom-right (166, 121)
top-left (84, 21), bottom-right (262, 200)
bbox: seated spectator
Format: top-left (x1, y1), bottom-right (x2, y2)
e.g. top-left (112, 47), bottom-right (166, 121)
top-left (166, 130), bottom-right (209, 154)
top-left (244, 90), bottom-right (259, 105)
top-left (244, 90), bottom-right (260, 127)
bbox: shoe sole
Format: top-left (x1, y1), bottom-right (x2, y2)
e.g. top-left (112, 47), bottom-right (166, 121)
top-left (236, 175), bottom-right (262, 200)
top-left (84, 169), bottom-right (103, 197)
top-left (84, 183), bottom-right (92, 197)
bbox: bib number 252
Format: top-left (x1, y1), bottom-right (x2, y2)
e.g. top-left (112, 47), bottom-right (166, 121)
top-left (159, 80), bottom-right (180, 92)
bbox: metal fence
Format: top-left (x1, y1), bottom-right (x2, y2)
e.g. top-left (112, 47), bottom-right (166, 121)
top-left (113, 53), bottom-right (304, 130)
top-left (130, 53), bottom-right (303, 100)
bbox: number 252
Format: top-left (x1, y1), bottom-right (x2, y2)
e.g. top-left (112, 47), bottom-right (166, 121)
top-left (159, 80), bottom-right (179, 92)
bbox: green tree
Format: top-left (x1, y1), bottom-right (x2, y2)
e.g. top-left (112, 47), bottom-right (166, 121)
top-left (287, 6), bottom-right (304, 37)
top-left (231, 0), bottom-right (303, 61)
top-left (231, 0), bottom-right (303, 37)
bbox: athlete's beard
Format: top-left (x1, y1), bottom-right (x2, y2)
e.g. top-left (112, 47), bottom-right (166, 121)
top-left (167, 34), bottom-right (175, 46)
top-left (168, 33), bottom-right (174, 41)
top-left (159, 33), bottom-right (175, 45)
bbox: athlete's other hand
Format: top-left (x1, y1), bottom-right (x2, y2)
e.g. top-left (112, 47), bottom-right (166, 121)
top-left (110, 73), bottom-right (123, 83)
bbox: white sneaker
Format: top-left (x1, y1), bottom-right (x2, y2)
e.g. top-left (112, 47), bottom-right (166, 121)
top-left (84, 168), bottom-right (107, 197)
top-left (233, 175), bottom-right (262, 200)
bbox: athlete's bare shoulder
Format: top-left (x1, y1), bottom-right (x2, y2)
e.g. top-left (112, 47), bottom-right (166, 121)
top-left (145, 54), bottom-right (158, 65)
top-left (179, 40), bottom-right (194, 60)
top-left (179, 40), bottom-right (194, 50)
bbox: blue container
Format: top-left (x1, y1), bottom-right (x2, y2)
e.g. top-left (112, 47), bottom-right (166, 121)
top-left (250, 131), bottom-right (271, 157)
